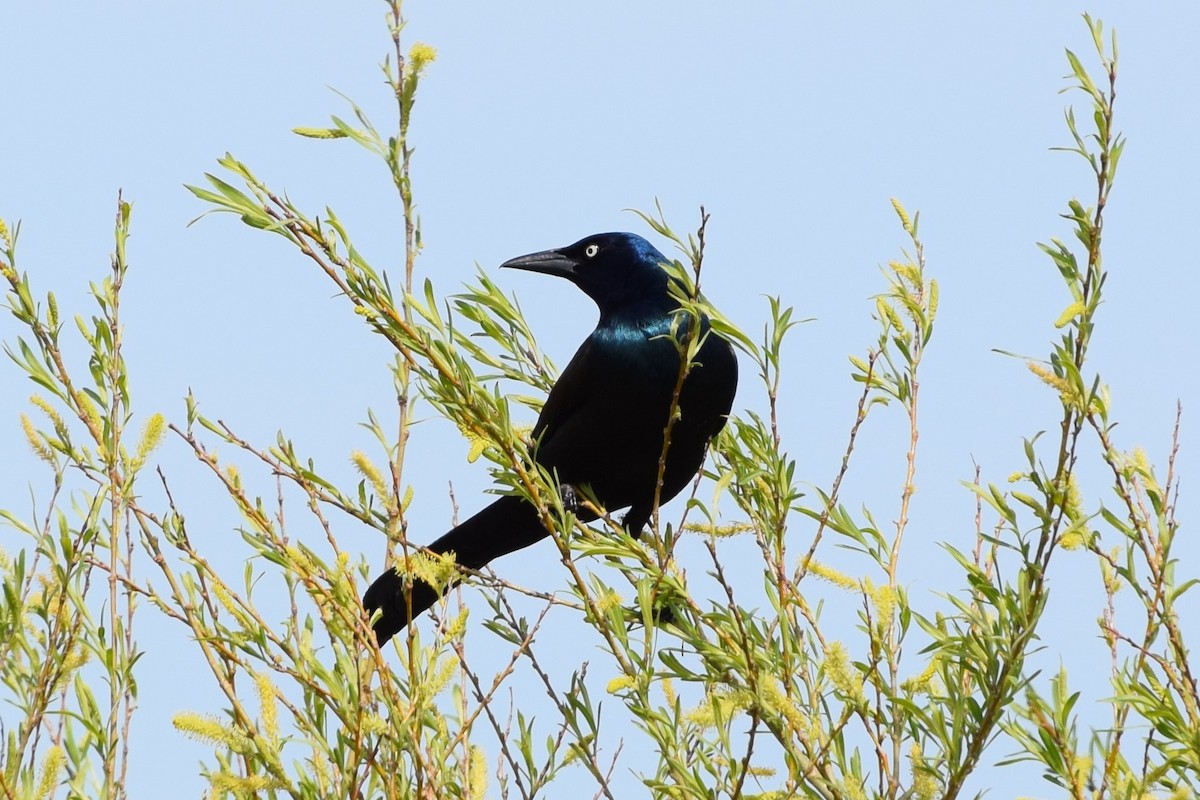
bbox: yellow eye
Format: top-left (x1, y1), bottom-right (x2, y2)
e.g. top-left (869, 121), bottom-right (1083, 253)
top-left (584, 244), bottom-right (600, 258)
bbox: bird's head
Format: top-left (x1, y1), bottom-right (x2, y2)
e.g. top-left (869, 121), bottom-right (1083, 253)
top-left (501, 232), bottom-right (673, 317)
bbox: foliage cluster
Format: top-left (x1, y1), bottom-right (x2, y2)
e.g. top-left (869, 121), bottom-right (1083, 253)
top-left (0, 6), bottom-right (1193, 799)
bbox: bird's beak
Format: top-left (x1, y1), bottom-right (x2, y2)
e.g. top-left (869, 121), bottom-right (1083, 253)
top-left (499, 248), bottom-right (577, 279)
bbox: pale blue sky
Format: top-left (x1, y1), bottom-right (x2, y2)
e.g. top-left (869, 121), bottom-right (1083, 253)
top-left (3, 3), bottom-right (1198, 797)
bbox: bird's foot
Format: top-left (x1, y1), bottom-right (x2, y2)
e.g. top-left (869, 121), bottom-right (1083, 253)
top-left (623, 599), bottom-right (682, 631)
top-left (560, 483), bottom-right (581, 513)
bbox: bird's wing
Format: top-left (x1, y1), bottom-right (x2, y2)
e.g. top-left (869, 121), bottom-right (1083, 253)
top-left (531, 336), bottom-right (597, 452)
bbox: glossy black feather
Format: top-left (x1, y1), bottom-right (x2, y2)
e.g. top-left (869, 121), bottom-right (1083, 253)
top-left (363, 232), bottom-right (738, 644)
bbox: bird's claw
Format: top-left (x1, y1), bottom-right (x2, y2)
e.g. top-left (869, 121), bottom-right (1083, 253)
top-left (560, 483), bottom-right (581, 513)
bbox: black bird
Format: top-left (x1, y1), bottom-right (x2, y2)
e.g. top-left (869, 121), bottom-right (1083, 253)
top-left (363, 232), bottom-right (738, 644)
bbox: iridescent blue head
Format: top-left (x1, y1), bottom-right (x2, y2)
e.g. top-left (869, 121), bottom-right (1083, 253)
top-left (501, 232), bottom-right (674, 320)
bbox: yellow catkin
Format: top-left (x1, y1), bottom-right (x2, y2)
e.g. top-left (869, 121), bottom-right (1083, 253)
top-left (843, 780), bottom-right (867, 800)
top-left (211, 581), bottom-right (248, 626)
top-left (909, 745), bottom-right (938, 800)
top-left (807, 560), bottom-right (860, 592)
top-left (875, 583), bottom-right (897, 623)
top-left (429, 654), bottom-right (458, 696)
top-left (21, 413), bottom-right (55, 463)
top-left (1071, 755), bottom-right (1093, 789)
top-left (683, 520), bottom-right (755, 537)
top-left (684, 687), bottom-right (753, 728)
top-left (606, 675), bottom-right (636, 694)
top-left (173, 712), bottom-right (253, 754)
top-left (285, 545), bottom-right (310, 571)
top-left (210, 773), bottom-right (284, 793)
top-left (596, 589), bottom-right (623, 615)
top-left (351, 450), bottom-right (391, 501)
top-left (76, 393), bottom-right (102, 436)
top-left (759, 680), bottom-right (807, 733)
top-left (134, 413), bottom-right (166, 466)
top-left (30, 394), bottom-right (61, 424)
top-left (443, 606), bottom-right (469, 640)
top-left (1064, 472), bottom-right (1084, 518)
top-left (362, 714), bottom-right (388, 736)
top-left (409, 43), bottom-right (437, 73)
top-left (1101, 547), bottom-right (1121, 596)
top-left (901, 656), bottom-right (941, 695)
top-left (253, 672), bottom-right (279, 742)
top-left (1053, 301), bottom-right (1086, 329)
top-left (661, 677), bottom-right (676, 706)
top-left (33, 746), bottom-right (64, 800)
top-left (1026, 361), bottom-right (1081, 407)
top-left (292, 126), bottom-right (346, 139)
top-left (427, 551), bottom-right (460, 587)
top-left (62, 645), bottom-right (91, 673)
top-left (453, 423), bottom-right (490, 464)
top-left (467, 745), bottom-right (488, 800)
top-left (1058, 529), bottom-right (1087, 550)
top-left (823, 642), bottom-right (865, 705)
top-left (890, 198), bottom-right (913, 235)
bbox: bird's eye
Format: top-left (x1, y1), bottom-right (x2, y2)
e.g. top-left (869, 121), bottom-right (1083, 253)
top-left (584, 244), bottom-right (600, 258)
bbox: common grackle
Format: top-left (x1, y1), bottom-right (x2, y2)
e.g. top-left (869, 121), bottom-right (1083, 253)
top-left (363, 232), bottom-right (738, 644)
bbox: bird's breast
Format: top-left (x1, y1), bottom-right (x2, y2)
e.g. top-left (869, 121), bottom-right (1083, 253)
top-left (590, 318), bottom-right (678, 362)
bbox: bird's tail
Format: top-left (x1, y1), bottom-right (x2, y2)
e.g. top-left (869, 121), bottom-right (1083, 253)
top-left (362, 494), bottom-right (548, 644)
